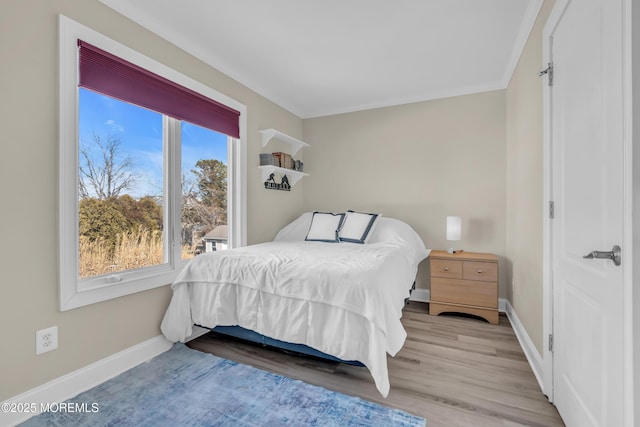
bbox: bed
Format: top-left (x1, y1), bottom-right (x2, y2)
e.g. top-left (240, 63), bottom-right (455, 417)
top-left (161, 211), bottom-right (429, 397)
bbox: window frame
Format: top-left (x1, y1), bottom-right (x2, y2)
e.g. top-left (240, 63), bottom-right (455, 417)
top-left (59, 15), bottom-right (247, 311)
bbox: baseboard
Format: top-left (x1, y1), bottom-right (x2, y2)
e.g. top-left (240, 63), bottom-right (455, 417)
top-left (503, 300), bottom-right (544, 391)
top-left (409, 288), bottom-right (429, 302)
top-left (498, 298), bottom-right (507, 313)
top-left (0, 335), bottom-right (173, 427)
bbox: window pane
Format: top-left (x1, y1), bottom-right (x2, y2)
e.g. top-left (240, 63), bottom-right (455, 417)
top-left (181, 122), bottom-right (228, 259)
top-left (78, 88), bottom-right (165, 278)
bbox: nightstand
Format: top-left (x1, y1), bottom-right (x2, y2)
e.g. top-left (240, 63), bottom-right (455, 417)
top-left (429, 250), bottom-right (499, 324)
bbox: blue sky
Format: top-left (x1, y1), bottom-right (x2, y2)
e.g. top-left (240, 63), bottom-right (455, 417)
top-left (79, 88), bottom-right (228, 198)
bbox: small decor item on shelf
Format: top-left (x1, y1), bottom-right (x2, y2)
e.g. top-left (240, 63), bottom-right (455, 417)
top-left (271, 152), bottom-right (282, 167)
top-left (260, 152), bottom-right (301, 171)
top-left (264, 173), bottom-right (291, 191)
top-left (270, 152), bottom-right (293, 169)
top-left (260, 153), bottom-right (275, 166)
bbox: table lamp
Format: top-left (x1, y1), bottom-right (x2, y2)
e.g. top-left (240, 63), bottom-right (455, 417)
top-left (446, 216), bottom-right (462, 254)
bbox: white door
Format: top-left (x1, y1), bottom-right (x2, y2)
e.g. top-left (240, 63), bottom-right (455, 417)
top-left (547, 0), bottom-right (625, 426)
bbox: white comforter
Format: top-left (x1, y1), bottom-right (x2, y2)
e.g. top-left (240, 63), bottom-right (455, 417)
top-left (161, 240), bottom-right (423, 397)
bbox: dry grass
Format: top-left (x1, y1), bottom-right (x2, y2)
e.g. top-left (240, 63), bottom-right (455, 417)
top-left (80, 228), bottom-right (190, 278)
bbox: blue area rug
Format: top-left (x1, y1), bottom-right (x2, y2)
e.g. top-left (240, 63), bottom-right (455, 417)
top-left (21, 343), bottom-right (425, 426)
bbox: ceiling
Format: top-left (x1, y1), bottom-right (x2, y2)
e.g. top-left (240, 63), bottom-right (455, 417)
top-left (99, 0), bottom-right (542, 119)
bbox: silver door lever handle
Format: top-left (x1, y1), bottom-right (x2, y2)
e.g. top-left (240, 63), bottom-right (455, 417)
top-left (583, 250), bottom-right (611, 259)
top-left (583, 245), bottom-right (621, 266)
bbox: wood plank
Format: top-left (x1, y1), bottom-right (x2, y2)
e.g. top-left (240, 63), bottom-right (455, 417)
top-left (187, 302), bottom-right (564, 427)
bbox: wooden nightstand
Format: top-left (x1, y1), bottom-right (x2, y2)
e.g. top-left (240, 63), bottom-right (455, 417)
top-left (429, 250), bottom-right (499, 324)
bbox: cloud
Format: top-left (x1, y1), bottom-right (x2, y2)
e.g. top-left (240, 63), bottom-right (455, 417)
top-left (105, 119), bottom-right (125, 132)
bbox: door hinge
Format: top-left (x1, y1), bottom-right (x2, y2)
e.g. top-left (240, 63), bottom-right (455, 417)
top-left (548, 334), bottom-right (554, 352)
top-left (549, 201), bottom-right (554, 219)
top-left (539, 62), bottom-right (553, 86)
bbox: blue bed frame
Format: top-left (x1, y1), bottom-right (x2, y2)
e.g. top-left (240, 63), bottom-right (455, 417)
top-left (211, 325), bottom-right (364, 366)
top-left (207, 282), bottom-right (416, 367)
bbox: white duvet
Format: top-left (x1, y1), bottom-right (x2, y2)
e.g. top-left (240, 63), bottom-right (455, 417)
top-left (161, 214), bottom-right (429, 397)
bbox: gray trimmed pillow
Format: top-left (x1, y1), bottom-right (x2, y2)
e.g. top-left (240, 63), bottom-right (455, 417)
top-left (305, 212), bottom-right (345, 242)
top-left (338, 210), bottom-right (380, 244)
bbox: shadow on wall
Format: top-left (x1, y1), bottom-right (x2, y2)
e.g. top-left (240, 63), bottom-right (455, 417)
top-left (467, 218), bottom-right (495, 245)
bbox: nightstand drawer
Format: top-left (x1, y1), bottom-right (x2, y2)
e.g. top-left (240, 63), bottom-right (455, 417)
top-left (431, 277), bottom-right (498, 308)
top-left (430, 259), bottom-right (462, 279)
top-left (463, 261), bottom-right (498, 282)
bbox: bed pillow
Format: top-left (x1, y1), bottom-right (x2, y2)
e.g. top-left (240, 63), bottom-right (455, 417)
top-left (338, 210), bottom-right (380, 244)
top-left (304, 212), bottom-right (345, 242)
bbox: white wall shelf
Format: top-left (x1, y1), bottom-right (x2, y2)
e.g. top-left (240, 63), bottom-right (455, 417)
top-left (258, 165), bottom-right (308, 187)
top-left (259, 128), bottom-right (309, 156)
top-left (259, 128), bottom-right (309, 190)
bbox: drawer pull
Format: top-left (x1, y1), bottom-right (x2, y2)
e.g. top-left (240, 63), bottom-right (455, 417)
top-left (444, 267), bottom-right (449, 271)
top-left (477, 269), bottom-right (483, 274)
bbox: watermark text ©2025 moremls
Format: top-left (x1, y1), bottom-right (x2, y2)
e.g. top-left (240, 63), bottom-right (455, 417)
top-left (1, 401), bottom-right (99, 414)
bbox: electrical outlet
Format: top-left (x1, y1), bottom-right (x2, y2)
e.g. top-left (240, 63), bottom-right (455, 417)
top-left (36, 326), bottom-right (58, 355)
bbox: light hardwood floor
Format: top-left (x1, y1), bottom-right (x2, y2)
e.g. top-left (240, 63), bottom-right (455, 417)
top-left (187, 302), bottom-right (564, 427)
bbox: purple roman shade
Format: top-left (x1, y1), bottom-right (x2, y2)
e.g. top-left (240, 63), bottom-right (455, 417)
top-left (78, 40), bottom-right (240, 138)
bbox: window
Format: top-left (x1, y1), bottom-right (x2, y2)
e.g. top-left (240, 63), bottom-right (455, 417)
top-left (59, 16), bottom-right (246, 310)
top-left (78, 89), bottom-right (166, 278)
top-left (180, 121), bottom-right (230, 259)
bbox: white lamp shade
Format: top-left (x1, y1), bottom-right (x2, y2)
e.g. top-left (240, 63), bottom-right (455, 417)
top-left (446, 216), bottom-right (462, 241)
